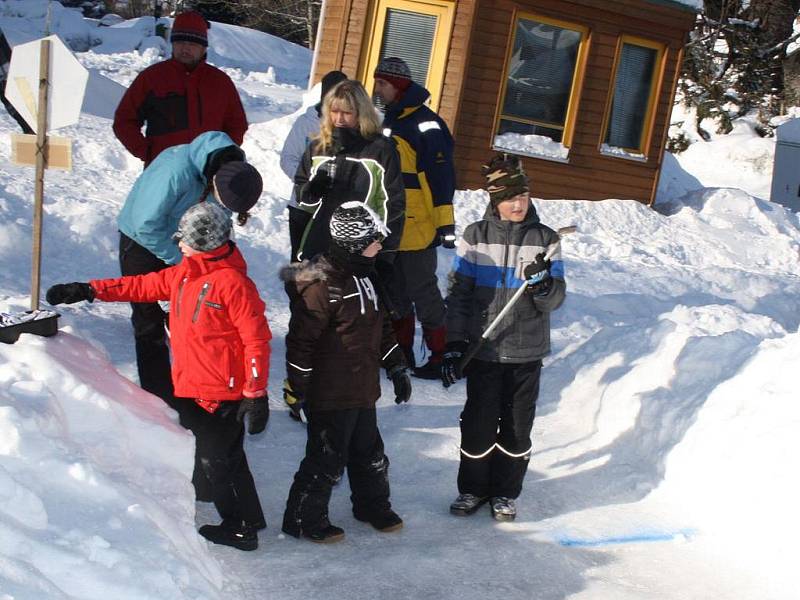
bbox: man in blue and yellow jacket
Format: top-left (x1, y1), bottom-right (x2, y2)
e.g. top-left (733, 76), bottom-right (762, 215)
top-left (373, 57), bottom-right (456, 379)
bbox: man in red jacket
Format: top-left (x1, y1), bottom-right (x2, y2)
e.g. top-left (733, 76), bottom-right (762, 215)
top-left (113, 11), bottom-right (248, 166)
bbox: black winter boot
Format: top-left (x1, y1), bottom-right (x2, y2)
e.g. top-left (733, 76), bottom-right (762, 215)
top-left (199, 519), bottom-right (258, 551)
top-left (449, 493), bottom-right (488, 516)
top-left (354, 508), bottom-right (403, 532)
top-left (282, 516), bottom-right (345, 543)
top-left (303, 522), bottom-right (345, 543)
top-left (411, 358), bottom-right (443, 380)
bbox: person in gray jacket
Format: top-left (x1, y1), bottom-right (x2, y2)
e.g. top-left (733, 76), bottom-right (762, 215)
top-left (440, 153), bottom-right (566, 522)
top-left (279, 70), bottom-right (347, 260)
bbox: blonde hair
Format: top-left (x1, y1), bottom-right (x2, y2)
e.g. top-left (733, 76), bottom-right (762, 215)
top-left (316, 80), bottom-right (382, 152)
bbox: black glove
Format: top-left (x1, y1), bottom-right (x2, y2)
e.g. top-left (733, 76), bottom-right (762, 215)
top-left (524, 253), bottom-right (552, 296)
top-left (437, 225), bottom-right (457, 249)
top-left (388, 365), bottom-right (411, 404)
top-left (441, 341), bottom-right (468, 388)
top-left (237, 395), bottom-right (270, 434)
top-left (46, 282), bottom-right (95, 305)
top-left (282, 378), bottom-right (306, 422)
top-left (306, 169), bottom-right (333, 200)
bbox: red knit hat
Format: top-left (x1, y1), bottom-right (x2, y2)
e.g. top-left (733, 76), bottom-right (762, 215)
top-left (171, 11), bottom-right (209, 47)
top-left (374, 57), bottom-right (413, 94)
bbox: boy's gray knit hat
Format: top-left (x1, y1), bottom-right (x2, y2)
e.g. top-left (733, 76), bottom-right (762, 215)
top-left (173, 201), bottom-right (232, 252)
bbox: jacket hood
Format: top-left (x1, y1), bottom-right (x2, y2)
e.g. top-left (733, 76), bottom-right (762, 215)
top-left (388, 81), bottom-right (430, 115)
top-left (482, 197), bottom-right (541, 226)
top-left (187, 131), bottom-right (239, 182)
top-left (183, 241), bottom-right (246, 277)
top-left (279, 258), bottom-right (329, 285)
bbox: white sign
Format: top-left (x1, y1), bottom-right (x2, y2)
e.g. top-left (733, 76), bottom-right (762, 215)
top-left (5, 35), bottom-right (89, 133)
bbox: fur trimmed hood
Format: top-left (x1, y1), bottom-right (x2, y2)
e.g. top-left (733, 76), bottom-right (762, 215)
top-left (279, 259), bottom-right (329, 285)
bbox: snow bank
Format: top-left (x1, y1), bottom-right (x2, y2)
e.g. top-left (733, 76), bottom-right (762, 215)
top-left (668, 105), bottom-right (777, 201)
top-left (0, 0), bottom-right (99, 50)
top-left (0, 331), bottom-right (223, 599)
top-left (657, 329), bottom-right (800, 598)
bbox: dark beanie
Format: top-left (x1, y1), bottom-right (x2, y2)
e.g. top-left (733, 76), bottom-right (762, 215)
top-left (213, 161), bottom-right (263, 213)
top-left (321, 70), bottom-right (348, 101)
top-left (482, 153), bottom-right (530, 204)
top-left (171, 11), bottom-right (209, 47)
top-left (374, 57), bottom-right (412, 94)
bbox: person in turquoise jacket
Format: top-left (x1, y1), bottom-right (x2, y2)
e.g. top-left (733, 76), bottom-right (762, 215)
top-left (118, 131), bottom-right (260, 266)
top-left (117, 130), bottom-right (263, 501)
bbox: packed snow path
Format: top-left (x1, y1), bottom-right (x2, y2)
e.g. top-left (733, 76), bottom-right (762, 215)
top-left (1, 4), bottom-right (799, 598)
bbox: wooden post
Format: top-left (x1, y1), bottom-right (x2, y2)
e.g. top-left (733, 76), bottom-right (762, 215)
top-left (30, 38), bottom-right (50, 311)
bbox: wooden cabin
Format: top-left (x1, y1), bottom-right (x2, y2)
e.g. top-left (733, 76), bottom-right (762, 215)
top-left (311, 0), bottom-right (698, 204)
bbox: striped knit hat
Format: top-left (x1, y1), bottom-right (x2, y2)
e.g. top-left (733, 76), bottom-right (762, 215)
top-left (374, 57), bottom-right (413, 93)
top-left (171, 11), bottom-right (209, 47)
top-left (482, 153), bottom-right (529, 203)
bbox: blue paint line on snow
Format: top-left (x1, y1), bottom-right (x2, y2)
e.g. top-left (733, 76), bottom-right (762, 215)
top-left (556, 529), bottom-right (697, 548)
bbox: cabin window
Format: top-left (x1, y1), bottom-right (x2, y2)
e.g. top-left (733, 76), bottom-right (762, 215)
top-left (380, 9), bottom-right (437, 85)
top-left (493, 12), bottom-right (589, 161)
top-left (360, 0), bottom-right (456, 112)
top-left (601, 36), bottom-right (666, 157)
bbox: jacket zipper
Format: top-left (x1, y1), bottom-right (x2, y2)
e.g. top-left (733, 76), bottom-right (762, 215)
top-left (502, 225), bottom-right (511, 291)
top-left (176, 278), bottom-right (187, 317)
top-left (192, 282), bottom-right (212, 322)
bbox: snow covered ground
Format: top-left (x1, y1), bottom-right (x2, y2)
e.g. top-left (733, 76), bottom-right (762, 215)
top-left (1, 2), bottom-right (799, 599)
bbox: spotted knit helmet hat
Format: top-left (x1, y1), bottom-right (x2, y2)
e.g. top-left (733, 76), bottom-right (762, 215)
top-left (329, 201), bottom-right (390, 254)
top-left (173, 201), bottom-right (231, 252)
top-left (482, 153), bottom-right (530, 203)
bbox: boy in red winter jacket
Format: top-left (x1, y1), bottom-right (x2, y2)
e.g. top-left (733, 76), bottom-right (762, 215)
top-left (46, 201), bottom-right (271, 551)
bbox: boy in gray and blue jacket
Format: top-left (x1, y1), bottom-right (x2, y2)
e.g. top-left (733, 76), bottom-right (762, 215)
top-left (440, 153), bottom-right (566, 521)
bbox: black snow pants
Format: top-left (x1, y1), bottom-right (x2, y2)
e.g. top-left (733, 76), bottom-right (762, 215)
top-left (119, 233), bottom-right (214, 498)
top-left (119, 233), bottom-right (175, 406)
top-left (457, 359), bottom-right (542, 499)
top-left (176, 399), bottom-right (265, 528)
top-left (282, 407), bottom-right (392, 536)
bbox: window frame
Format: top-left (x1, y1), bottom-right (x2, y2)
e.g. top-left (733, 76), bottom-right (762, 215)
top-left (492, 10), bottom-right (591, 154)
top-left (358, 0), bottom-right (456, 112)
top-left (600, 35), bottom-right (667, 158)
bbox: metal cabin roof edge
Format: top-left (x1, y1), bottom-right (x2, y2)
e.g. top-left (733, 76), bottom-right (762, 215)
top-left (643, 0), bottom-right (702, 14)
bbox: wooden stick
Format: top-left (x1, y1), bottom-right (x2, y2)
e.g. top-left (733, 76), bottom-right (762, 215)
top-left (30, 38), bottom-right (50, 311)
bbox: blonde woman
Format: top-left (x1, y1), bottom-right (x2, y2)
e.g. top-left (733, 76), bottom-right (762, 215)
top-left (290, 79), bottom-right (405, 264)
